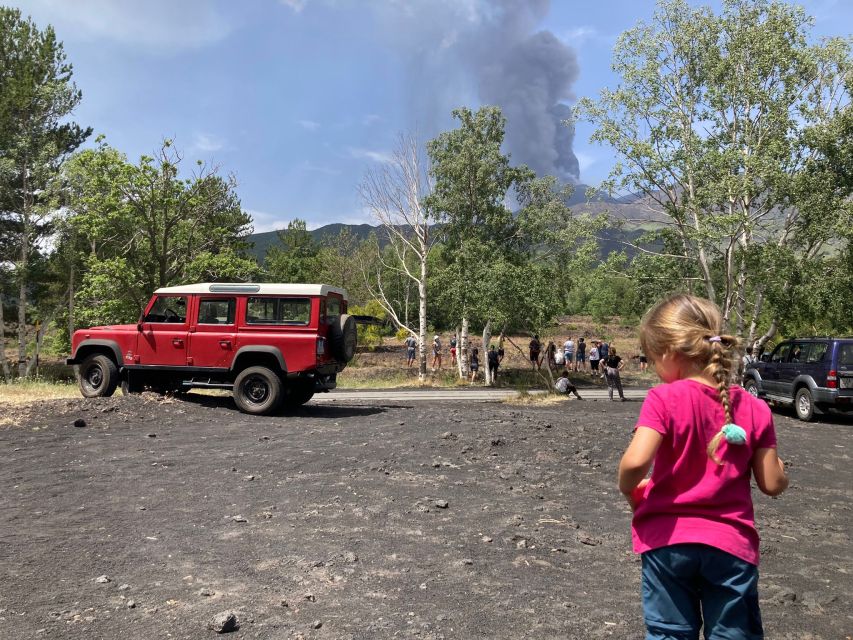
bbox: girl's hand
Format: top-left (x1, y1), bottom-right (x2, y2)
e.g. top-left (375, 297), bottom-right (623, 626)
top-left (624, 479), bottom-right (650, 511)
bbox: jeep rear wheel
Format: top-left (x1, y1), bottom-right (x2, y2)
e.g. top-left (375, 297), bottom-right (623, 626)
top-left (795, 387), bottom-right (815, 421)
top-left (330, 314), bottom-right (357, 362)
top-left (284, 382), bottom-right (315, 408)
top-left (233, 366), bottom-right (283, 415)
top-left (79, 354), bottom-right (119, 398)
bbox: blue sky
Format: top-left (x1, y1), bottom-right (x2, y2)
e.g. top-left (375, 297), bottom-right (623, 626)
top-left (10, 0), bottom-right (852, 232)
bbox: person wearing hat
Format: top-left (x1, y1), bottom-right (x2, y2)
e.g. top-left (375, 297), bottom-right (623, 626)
top-left (431, 334), bottom-right (442, 371)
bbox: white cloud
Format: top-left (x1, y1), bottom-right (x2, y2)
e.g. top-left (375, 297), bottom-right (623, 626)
top-left (574, 151), bottom-right (597, 174)
top-left (347, 147), bottom-right (393, 164)
top-left (563, 26), bottom-right (598, 44)
top-left (191, 132), bottom-right (225, 153)
top-left (299, 161), bottom-right (341, 175)
top-left (13, 0), bottom-right (232, 51)
top-left (244, 209), bottom-right (286, 234)
top-left (280, 0), bottom-right (307, 12)
top-left (362, 114), bottom-right (381, 126)
top-left (297, 119), bottom-right (321, 131)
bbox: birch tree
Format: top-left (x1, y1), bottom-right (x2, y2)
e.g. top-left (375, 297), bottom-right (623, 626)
top-left (576, 0), bottom-right (850, 343)
top-left (359, 134), bottom-right (435, 381)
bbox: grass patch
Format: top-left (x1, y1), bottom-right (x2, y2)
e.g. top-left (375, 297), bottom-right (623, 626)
top-left (0, 379), bottom-right (80, 406)
top-left (503, 391), bottom-right (565, 406)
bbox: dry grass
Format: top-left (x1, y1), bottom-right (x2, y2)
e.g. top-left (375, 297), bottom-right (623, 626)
top-left (502, 391), bottom-right (566, 406)
top-left (0, 380), bottom-right (80, 406)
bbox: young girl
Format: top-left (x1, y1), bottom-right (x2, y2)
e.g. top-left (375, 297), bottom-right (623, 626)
top-left (618, 294), bottom-right (788, 639)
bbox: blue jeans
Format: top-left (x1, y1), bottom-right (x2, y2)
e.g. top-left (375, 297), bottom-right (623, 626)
top-left (642, 544), bottom-right (763, 640)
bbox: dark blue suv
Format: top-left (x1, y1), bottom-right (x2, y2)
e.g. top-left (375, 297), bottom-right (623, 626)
top-left (743, 338), bottom-right (853, 421)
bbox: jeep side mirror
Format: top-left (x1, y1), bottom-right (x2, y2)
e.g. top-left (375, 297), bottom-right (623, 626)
top-left (760, 354), bottom-right (770, 362)
top-left (137, 322), bottom-right (143, 331)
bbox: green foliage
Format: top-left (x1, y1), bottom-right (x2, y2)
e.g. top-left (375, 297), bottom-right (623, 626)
top-left (264, 219), bottom-right (321, 283)
top-left (576, 0), bottom-right (852, 340)
top-left (0, 7), bottom-right (91, 376)
top-left (350, 299), bottom-right (387, 349)
top-left (64, 139), bottom-right (254, 325)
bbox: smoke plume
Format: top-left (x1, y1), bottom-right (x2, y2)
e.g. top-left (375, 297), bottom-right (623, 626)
top-left (375, 0), bottom-right (580, 183)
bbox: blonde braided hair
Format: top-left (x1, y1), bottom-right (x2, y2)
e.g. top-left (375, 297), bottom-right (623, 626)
top-left (639, 295), bottom-right (742, 465)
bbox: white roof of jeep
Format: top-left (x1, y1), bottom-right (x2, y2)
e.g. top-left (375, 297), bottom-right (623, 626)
top-left (154, 283), bottom-right (348, 299)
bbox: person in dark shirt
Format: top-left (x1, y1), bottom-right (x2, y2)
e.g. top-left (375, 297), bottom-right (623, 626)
top-left (529, 335), bottom-right (542, 370)
top-left (604, 347), bottom-right (626, 401)
top-left (470, 347), bottom-right (480, 383)
top-left (487, 344), bottom-right (500, 381)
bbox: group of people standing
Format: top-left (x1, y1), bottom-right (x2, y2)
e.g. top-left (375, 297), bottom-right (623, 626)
top-left (530, 334), bottom-right (627, 401)
top-left (408, 334), bottom-right (506, 382)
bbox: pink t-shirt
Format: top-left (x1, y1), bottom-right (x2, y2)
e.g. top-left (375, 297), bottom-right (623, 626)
top-left (631, 379), bottom-right (777, 565)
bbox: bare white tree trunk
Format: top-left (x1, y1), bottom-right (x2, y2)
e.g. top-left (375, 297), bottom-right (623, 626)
top-left (417, 265), bottom-right (427, 382)
top-left (459, 318), bottom-right (469, 379)
top-left (359, 133), bottom-right (435, 383)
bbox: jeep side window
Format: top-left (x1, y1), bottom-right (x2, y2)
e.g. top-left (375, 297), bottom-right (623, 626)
top-left (838, 344), bottom-right (853, 366)
top-left (326, 297), bottom-right (340, 324)
top-left (246, 297), bottom-right (311, 325)
top-left (198, 298), bottom-right (236, 325)
top-left (806, 343), bottom-right (828, 363)
top-left (770, 344), bottom-right (791, 363)
top-left (144, 296), bottom-right (188, 323)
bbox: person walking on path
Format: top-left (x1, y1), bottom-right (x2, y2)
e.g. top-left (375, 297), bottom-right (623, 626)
top-left (529, 335), bottom-right (542, 370)
top-left (431, 335), bottom-right (442, 371)
top-left (555, 369), bottom-right (583, 399)
top-left (487, 344), bottom-right (500, 382)
top-left (450, 335), bottom-right (458, 367)
top-left (618, 294), bottom-right (788, 640)
top-left (576, 337), bottom-right (587, 372)
top-left (605, 347), bottom-right (626, 401)
top-left (405, 334), bottom-right (417, 369)
top-left (589, 340), bottom-right (600, 376)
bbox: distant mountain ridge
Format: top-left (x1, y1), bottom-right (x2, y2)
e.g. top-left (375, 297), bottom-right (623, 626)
top-left (246, 183), bottom-right (666, 262)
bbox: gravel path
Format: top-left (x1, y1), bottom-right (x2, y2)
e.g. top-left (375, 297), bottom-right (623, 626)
top-left (1, 392), bottom-right (850, 639)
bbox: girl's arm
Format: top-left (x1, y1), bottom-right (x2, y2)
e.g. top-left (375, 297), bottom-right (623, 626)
top-left (752, 448), bottom-right (788, 496)
top-left (618, 427), bottom-right (663, 507)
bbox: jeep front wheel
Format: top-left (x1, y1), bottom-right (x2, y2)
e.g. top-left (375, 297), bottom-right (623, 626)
top-left (794, 387), bottom-right (815, 421)
top-left (744, 379), bottom-right (759, 398)
top-left (233, 366), bottom-right (283, 415)
top-left (79, 354), bottom-right (119, 398)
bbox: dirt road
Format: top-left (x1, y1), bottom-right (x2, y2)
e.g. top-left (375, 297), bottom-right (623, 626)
top-left (2, 392), bottom-right (851, 639)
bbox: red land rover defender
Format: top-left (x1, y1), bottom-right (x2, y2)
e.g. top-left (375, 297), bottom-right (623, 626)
top-left (66, 283), bottom-right (357, 415)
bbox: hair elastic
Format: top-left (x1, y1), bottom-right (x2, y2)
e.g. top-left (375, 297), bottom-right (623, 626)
top-left (722, 423), bottom-right (747, 445)
top-left (707, 336), bottom-right (722, 343)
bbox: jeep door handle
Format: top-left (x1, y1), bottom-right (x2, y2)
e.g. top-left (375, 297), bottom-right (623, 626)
top-left (219, 340), bottom-right (232, 349)
top-left (172, 338), bottom-right (184, 347)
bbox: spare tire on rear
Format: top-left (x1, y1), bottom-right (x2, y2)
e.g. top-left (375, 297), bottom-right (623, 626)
top-left (330, 314), bottom-right (357, 362)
